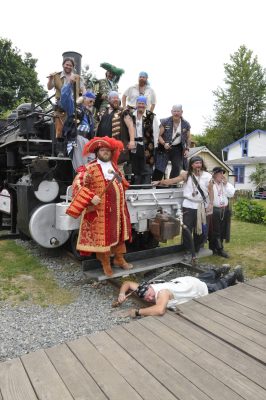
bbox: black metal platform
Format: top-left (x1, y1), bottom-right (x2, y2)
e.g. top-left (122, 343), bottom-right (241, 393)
top-left (82, 246), bottom-right (212, 281)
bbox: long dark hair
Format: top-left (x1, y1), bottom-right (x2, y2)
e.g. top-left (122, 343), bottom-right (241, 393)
top-left (187, 156), bottom-right (207, 179)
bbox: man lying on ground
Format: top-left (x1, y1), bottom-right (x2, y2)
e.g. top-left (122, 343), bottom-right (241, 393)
top-left (117, 267), bottom-right (244, 318)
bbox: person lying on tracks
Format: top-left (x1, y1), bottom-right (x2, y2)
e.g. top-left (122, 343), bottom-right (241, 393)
top-left (117, 266), bottom-right (244, 318)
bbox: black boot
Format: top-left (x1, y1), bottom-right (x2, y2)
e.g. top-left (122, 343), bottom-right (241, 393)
top-left (215, 266), bottom-right (231, 278)
top-left (222, 267), bottom-right (244, 287)
top-left (216, 239), bottom-right (229, 258)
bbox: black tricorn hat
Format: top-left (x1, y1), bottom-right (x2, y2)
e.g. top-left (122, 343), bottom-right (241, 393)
top-left (212, 166), bottom-right (226, 174)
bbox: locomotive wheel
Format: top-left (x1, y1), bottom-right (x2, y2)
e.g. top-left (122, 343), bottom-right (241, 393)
top-left (68, 230), bottom-right (93, 261)
top-left (140, 231), bottom-right (159, 250)
top-left (127, 230), bottom-right (159, 252)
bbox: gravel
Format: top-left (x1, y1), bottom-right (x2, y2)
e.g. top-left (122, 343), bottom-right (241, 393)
top-left (0, 239), bottom-right (235, 362)
top-left (0, 240), bottom-right (138, 362)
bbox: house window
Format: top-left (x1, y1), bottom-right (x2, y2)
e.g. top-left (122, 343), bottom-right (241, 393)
top-left (233, 166), bottom-right (245, 183)
top-left (241, 139), bottom-right (248, 157)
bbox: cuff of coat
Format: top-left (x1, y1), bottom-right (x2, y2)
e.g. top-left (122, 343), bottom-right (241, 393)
top-left (66, 187), bottom-right (94, 218)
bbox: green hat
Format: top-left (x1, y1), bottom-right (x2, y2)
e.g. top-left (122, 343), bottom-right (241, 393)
top-left (100, 62), bottom-right (125, 82)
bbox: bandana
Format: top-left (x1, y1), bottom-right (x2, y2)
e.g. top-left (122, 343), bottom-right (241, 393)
top-left (172, 104), bottom-right (182, 111)
top-left (108, 91), bottom-right (119, 99)
top-left (84, 91), bottom-right (96, 99)
top-left (190, 156), bottom-right (203, 164)
top-left (136, 282), bottom-right (150, 298)
top-left (139, 71), bottom-right (148, 78)
top-left (136, 95), bottom-right (147, 104)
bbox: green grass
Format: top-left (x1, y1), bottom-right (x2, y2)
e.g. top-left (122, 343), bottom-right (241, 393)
top-left (200, 219), bottom-right (266, 278)
top-left (0, 240), bottom-right (75, 306)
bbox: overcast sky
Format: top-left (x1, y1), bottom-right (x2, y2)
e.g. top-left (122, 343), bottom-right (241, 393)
top-left (1, 0), bottom-right (265, 134)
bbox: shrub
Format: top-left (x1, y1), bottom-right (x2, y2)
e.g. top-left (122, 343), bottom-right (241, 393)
top-left (233, 198), bottom-right (266, 224)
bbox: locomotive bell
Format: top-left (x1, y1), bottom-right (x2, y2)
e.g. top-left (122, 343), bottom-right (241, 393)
top-left (34, 180), bottom-right (59, 203)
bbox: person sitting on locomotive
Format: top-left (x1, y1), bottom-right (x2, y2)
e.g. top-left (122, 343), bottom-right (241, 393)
top-left (47, 57), bottom-right (85, 139)
top-left (117, 267), bottom-right (244, 317)
top-left (66, 136), bottom-right (133, 277)
top-left (60, 81), bottom-right (96, 169)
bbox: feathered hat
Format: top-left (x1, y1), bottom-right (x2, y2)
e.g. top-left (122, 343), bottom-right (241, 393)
top-left (82, 136), bottom-right (124, 165)
top-left (100, 62), bottom-right (125, 83)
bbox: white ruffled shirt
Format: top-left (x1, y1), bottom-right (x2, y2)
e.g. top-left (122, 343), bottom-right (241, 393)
top-left (97, 159), bottom-right (114, 180)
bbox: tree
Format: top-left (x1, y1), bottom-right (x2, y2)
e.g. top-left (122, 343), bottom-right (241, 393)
top-left (200, 45), bottom-right (266, 157)
top-left (0, 38), bottom-right (47, 116)
top-left (249, 164), bottom-right (266, 190)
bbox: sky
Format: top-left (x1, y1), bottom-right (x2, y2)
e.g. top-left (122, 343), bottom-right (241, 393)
top-left (1, 0), bottom-right (266, 134)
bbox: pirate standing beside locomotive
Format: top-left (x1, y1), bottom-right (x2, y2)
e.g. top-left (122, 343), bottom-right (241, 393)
top-left (208, 167), bottom-right (235, 258)
top-left (153, 156), bottom-right (214, 265)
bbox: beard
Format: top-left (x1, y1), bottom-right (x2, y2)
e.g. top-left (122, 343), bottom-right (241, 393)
top-left (97, 153), bottom-right (112, 162)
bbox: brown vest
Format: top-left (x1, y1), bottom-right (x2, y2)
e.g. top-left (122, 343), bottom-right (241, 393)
top-left (53, 72), bottom-right (81, 99)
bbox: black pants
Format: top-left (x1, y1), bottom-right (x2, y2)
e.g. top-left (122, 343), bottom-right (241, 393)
top-left (208, 206), bottom-right (230, 251)
top-left (168, 144), bottom-right (183, 178)
top-left (182, 207), bottom-right (206, 253)
top-left (152, 144), bottom-right (184, 181)
top-left (198, 269), bottom-right (232, 293)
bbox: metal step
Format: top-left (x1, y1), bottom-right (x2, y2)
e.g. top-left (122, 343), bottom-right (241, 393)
top-left (82, 247), bottom-right (212, 281)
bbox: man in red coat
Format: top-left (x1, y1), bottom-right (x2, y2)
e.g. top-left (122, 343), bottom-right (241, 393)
top-left (67, 136), bottom-right (132, 276)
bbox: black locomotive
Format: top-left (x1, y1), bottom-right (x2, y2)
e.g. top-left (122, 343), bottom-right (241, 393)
top-left (0, 52), bottom-right (183, 257)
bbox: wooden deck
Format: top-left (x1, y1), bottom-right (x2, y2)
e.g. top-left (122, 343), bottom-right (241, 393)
top-left (1, 277), bottom-right (266, 400)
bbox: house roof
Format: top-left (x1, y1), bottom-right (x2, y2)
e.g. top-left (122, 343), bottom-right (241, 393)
top-left (226, 156), bottom-right (266, 166)
top-left (188, 146), bottom-right (231, 172)
top-left (222, 130), bottom-right (266, 151)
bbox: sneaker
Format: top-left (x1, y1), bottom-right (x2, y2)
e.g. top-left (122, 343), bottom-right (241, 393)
top-left (181, 252), bottom-right (191, 263)
top-left (234, 266), bottom-right (245, 282)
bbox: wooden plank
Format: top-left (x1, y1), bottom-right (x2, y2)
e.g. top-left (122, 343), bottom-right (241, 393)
top-left (67, 336), bottom-right (142, 400)
top-left (195, 292), bottom-right (266, 330)
top-left (123, 320), bottom-right (243, 400)
top-left (45, 343), bottom-right (107, 400)
top-left (216, 284), bottom-right (266, 314)
top-left (108, 324), bottom-right (237, 400)
top-left (88, 330), bottom-right (177, 400)
top-left (177, 301), bottom-right (266, 364)
top-left (245, 276), bottom-right (266, 291)
top-left (182, 299), bottom-right (266, 347)
top-left (160, 313), bottom-right (266, 388)
top-left (21, 349), bottom-right (74, 400)
top-left (139, 316), bottom-right (266, 400)
top-left (0, 358), bottom-right (37, 400)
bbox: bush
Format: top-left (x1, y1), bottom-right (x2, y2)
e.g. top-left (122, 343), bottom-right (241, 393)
top-left (233, 198), bottom-right (266, 224)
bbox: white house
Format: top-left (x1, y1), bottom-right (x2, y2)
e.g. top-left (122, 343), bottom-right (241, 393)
top-left (222, 130), bottom-right (266, 191)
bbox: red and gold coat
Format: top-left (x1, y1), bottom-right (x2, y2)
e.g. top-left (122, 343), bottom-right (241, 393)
top-left (67, 161), bottom-right (131, 253)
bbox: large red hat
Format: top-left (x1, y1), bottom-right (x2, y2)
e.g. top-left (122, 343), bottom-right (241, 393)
top-left (82, 136), bottom-right (124, 164)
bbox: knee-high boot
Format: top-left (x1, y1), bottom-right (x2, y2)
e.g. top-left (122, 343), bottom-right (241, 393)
top-left (112, 243), bottom-right (133, 270)
top-left (96, 252), bottom-right (113, 276)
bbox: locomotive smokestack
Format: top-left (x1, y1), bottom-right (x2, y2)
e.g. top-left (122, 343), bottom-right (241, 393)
top-left (62, 51), bottom-right (82, 75)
